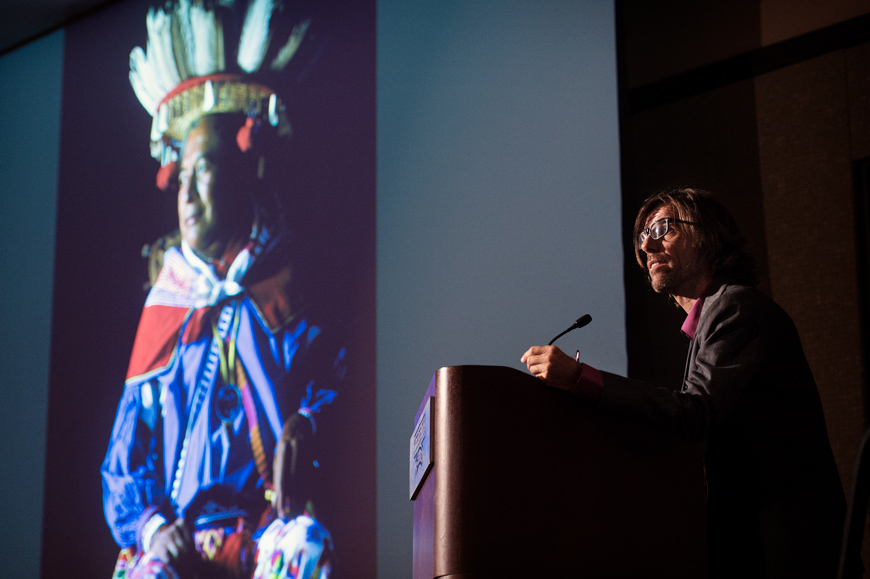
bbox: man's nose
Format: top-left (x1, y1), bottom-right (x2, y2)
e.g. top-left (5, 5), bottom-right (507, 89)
top-left (180, 177), bottom-right (197, 202)
top-left (640, 234), bottom-right (656, 253)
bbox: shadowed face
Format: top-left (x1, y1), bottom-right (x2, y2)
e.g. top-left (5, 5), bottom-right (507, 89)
top-left (177, 117), bottom-right (240, 260)
top-left (639, 206), bottom-right (703, 297)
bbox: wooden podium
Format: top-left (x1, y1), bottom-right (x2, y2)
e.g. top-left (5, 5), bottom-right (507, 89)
top-left (410, 366), bottom-right (706, 579)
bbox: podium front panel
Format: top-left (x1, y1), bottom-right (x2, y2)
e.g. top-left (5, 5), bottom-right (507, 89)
top-left (411, 365), bottom-right (706, 579)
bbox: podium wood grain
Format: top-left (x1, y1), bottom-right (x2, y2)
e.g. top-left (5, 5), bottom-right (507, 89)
top-left (412, 365), bottom-right (706, 579)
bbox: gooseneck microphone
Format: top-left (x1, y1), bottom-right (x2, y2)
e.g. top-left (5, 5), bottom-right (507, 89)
top-left (547, 314), bottom-right (592, 346)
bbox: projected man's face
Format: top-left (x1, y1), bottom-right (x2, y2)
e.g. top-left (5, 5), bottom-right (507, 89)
top-left (177, 116), bottom-right (236, 260)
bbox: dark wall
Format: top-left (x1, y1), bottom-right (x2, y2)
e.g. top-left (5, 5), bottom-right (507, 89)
top-left (618, 0), bottom-right (870, 565)
top-left (621, 78), bottom-right (766, 389)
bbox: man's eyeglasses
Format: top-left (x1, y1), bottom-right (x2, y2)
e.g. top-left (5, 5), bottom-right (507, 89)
top-left (638, 217), bottom-right (696, 246)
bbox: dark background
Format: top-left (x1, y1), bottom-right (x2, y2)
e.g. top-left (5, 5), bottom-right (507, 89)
top-left (616, 0), bottom-right (870, 564)
top-left (3, 0), bottom-right (870, 576)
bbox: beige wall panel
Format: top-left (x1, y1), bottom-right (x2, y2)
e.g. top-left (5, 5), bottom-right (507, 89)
top-left (755, 51), bottom-right (865, 487)
top-left (761, 0), bottom-right (870, 46)
top-left (625, 81), bottom-right (765, 388)
top-left (621, 0), bottom-right (760, 89)
top-left (848, 43), bottom-right (870, 159)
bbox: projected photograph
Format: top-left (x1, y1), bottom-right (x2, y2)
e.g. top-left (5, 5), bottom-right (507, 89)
top-left (42, 1), bottom-right (376, 577)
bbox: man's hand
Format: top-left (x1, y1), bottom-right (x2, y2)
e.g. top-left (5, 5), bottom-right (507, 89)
top-left (149, 518), bottom-right (197, 572)
top-left (273, 413), bottom-right (315, 519)
top-left (272, 420), bottom-right (295, 519)
top-left (521, 345), bottom-right (581, 391)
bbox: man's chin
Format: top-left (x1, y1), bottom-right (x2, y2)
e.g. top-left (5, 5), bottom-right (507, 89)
top-left (649, 275), bottom-right (671, 294)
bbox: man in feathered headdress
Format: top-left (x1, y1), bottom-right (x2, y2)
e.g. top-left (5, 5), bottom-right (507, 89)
top-left (101, 2), bottom-right (340, 578)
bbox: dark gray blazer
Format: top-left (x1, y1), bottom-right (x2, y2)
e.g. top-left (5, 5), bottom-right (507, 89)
top-left (597, 283), bottom-right (848, 578)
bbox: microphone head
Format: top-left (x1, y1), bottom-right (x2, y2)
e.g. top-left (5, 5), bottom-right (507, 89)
top-left (573, 314), bottom-right (592, 329)
top-left (547, 314), bottom-right (592, 345)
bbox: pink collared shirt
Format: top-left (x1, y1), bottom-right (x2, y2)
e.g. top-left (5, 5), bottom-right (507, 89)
top-left (572, 363), bottom-right (605, 401)
top-left (573, 296), bottom-right (707, 402)
top-left (680, 296), bottom-right (706, 340)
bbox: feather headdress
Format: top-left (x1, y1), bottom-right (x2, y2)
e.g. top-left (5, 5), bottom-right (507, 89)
top-left (129, 0), bottom-right (309, 188)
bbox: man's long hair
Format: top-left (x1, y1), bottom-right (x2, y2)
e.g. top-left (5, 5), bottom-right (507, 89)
top-left (633, 188), bottom-right (757, 286)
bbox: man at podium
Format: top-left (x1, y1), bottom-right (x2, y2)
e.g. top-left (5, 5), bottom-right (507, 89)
top-left (522, 188), bottom-right (854, 578)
